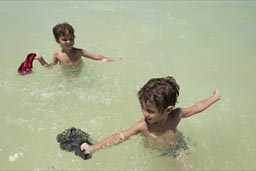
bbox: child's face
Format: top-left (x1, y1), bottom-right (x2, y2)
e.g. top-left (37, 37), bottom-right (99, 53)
top-left (57, 35), bottom-right (75, 50)
top-left (141, 102), bottom-right (169, 124)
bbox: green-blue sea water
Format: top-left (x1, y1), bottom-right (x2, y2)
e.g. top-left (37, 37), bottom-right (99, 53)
top-left (0, 1), bottom-right (256, 170)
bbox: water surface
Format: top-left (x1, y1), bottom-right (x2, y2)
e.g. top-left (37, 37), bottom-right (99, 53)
top-left (0, 1), bottom-right (256, 170)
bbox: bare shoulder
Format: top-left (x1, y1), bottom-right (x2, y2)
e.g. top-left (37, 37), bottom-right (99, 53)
top-left (126, 119), bottom-right (147, 135)
top-left (135, 119), bottom-right (147, 130)
top-left (53, 49), bottom-right (61, 53)
top-left (53, 50), bottom-right (61, 57)
top-left (80, 48), bottom-right (90, 56)
top-left (51, 50), bottom-right (61, 61)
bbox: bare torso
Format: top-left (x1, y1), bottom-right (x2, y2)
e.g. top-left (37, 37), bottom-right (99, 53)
top-left (139, 109), bottom-right (182, 150)
top-left (54, 48), bottom-right (83, 67)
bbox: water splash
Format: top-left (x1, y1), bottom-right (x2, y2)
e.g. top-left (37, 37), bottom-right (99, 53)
top-left (9, 152), bottom-right (23, 162)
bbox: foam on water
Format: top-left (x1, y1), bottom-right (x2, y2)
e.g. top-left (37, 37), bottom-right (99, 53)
top-left (9, 152), bottom-right (23, 162)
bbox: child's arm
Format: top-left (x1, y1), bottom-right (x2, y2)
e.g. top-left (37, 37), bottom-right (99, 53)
top-left (180, 89), bottom-right (220, 118)
top-left (81, 49), bottom-right (121, 62)
top-left (35, 53), bottom-right (58, 67)
top-left (80, 120), bottom-right (143, 154)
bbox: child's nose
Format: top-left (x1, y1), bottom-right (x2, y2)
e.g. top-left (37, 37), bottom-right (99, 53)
top-left (141, 110), bottom-right (149, 117)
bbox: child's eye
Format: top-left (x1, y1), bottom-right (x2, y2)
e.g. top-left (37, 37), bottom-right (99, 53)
top-left (147, 110), bottom-right (155, 114)
top-left (63, 38), bottom-right (73, 41)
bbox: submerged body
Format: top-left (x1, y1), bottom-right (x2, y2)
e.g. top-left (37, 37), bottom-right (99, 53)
top-left (141, 109), bottom-right (184, 151)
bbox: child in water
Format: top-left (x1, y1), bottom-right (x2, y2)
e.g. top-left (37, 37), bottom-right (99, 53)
top-left (80, 76), bottom-right (220, 169)
top-left (35, 22), bottom-right (121, 67)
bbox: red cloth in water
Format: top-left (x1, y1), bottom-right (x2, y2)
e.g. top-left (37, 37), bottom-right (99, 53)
top-left (17, 53), bottom-right (37, 75)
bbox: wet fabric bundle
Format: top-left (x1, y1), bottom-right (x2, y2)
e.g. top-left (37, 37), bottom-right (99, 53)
top-left (56, 127), bottom-right (94, 160)
top-left (17, 53), bottom-right (37, 75)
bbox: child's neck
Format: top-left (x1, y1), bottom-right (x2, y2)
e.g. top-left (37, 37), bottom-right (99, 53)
top-left (62, 47), bottom-right (73, 54)
top-left (154, 114), bottom-right (169, 125)
top-left (158, 116), bottom-right (169, 124)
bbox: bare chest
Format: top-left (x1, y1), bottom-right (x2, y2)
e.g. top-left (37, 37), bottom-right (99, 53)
top-left (142, 122), bottom-right (178, 150)
top-left (56, 50), bottom-right (82, 66)
top-left (57, 52), bottom-right (81, 63)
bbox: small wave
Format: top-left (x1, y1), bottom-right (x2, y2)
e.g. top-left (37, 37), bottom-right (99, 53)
top-left (9, 152), bottom-right (23, 162)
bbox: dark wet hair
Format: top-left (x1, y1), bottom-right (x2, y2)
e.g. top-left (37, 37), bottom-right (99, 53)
top-left (138, 76), bottom-right (180, 114)
top-left (52, 22), bottom-right (75, 41)
top-left (56, 127), bottom-right (93, 160)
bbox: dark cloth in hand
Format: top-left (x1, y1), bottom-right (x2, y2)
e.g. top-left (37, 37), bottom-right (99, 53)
top-left (56, 127), bottom-right (94, 160)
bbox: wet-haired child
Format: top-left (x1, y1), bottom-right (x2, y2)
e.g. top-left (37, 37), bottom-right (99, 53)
top-left (80, 76), bottom-right (220, 168)
top-left (36, 22), bottom-right (121, 67)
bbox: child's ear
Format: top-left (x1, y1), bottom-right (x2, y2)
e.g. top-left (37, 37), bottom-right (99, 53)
top-left (165, 106), bottom-right (173, 113)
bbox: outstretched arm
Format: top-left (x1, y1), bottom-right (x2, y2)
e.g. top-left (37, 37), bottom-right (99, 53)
top-left (35, 53), bottom-right (58, 67)
top-left (80, 121), bottom-right (142, 154)
top-left (81, 49), bottom-right (121, 62)
top-left (181, 89), bottom-right (220, 118)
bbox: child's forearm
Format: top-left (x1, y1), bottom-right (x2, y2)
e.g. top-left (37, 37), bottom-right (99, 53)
top-left (82, 132), bottom-right (126, 154)
top-left (93, 132), bottom-right (125, 152)
top-left (37, 56), bottom-right (51, 67)
top-left (181, 90), bottom-right (220, 118)
top-left (87, 54), bottom-right (105, 61)
top-left (88, 53), bottom-right (121, 62)
top-left (82, 49), bottom-right (121, 62)
top-left (92, 54), bottom-right (121, 62)
top-left (194, 90), bottom-right (220, 112)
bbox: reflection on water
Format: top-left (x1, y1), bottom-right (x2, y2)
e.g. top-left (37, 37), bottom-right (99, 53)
top-left (1, 1), bottom-right (256, 170)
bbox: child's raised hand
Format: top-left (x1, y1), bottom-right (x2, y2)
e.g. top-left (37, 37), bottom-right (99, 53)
top-left (213, 89), bottom-right (221, 100)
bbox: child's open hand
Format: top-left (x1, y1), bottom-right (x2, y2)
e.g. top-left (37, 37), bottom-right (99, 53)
top-left (213, 89), bottom-right (221, 100)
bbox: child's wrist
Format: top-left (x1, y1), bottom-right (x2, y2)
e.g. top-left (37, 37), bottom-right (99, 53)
top-left (89, 145), bottom-right (95, 154)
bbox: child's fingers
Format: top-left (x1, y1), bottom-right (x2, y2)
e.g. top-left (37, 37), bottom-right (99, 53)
top-left (110, 57), bottom-right (122, 61)
top-left (80, 142), bottom-right (91, 154)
